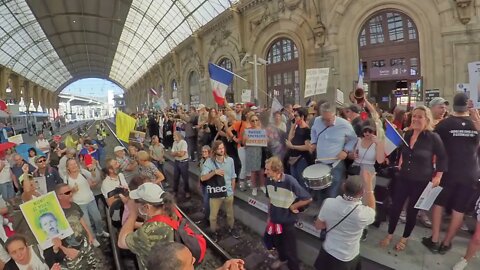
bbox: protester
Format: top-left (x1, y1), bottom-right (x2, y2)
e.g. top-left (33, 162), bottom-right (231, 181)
top-left (314, 171), bottom-right (376, 269)
top-left (35, 133), bottom-right (50, 154)
top-left (264, 157), bottom-right (312, 270)
top-left (243, 114), bottom-right (266, 196)
top-left (101, 158), bottom-right (129, 207)
top-left (137, 150), bottom-right (165, 186)
top-left (0, 154), bottom-right (15, 201)
top-left (149, 135), bottom-right (165, 172)
top-left (114, 145), bottom-right (137, 183)
top-left (118, 182), bottom-right (176, 269)
top-left (3, 234), bottom-right (61, 270)
top-left (428, 97), bottom-right (449, 126)
top-left (32, 156), bottom-right (63, 193)
top-left (452, 196), bottom-right (480, 270)
top-left (171, 132), bottom-right (190, 198)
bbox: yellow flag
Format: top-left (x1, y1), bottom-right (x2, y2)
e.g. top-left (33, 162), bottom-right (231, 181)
top-left (116, 111), bottom-right (136, 142)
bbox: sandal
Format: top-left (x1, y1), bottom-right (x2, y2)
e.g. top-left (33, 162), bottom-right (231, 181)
top-left (395, 238), bottom-right (408, 251)
top-left (379, 235), bottom-right (393, 248)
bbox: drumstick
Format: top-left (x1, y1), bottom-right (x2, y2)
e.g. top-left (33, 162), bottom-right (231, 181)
top-left (315, 157), bottom-right (337, 162)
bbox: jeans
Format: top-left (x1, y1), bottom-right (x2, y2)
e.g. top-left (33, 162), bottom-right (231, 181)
top-left (152, 160), bottom-right (164, 174)
top-left (79, 199), bottom-right (105, 236)
top-left (209, 196), bottom-right (234, 231)
top-left (289, 157), bottom-right (309, 190)
top-left (201, 185), bottom-right (210, 220)
top-left (186, 136), bottom-right (197, 160)
top-left (0, 182), bottom-right (15, 200)
top-left (173, 160), bottom-right (190, 194)
top-left (327, 160), bottom-right (346, 198)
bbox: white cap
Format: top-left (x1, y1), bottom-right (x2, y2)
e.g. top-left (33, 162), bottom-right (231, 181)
top-left (129, 183), bottom-right (165, 203)
top-left (197, 104), bottom-right (205, 110)
top-left (251, 106), bottom-right (258, 110)
top-left (114, 146), bottom-right (125, 152)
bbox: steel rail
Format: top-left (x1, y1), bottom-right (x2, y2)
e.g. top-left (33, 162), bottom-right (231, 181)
top-left (102, 119), bottom-right (233, 265)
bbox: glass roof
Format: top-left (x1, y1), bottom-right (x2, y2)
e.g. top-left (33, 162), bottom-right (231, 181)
top-left (0, 0), bottom-right (71, 91)
top-left (110, 0), bottom-right (235, 89)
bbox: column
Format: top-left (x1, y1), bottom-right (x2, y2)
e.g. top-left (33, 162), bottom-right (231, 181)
top-left (0, 68), bottom-right (11, 101)
top-left (41, 88), bottom-right (48, 112)
top-left (23, 80), bottom-right (31, 111)
top-left (9, 74), bottom-right (19, 104)
top-left (32, 85), bottom-right (40, 111)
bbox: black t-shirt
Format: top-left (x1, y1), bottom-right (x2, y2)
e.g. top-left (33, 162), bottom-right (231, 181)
top-left (351, 116), bottom-right (363, 137)
top-left (62, 203), bottom-right (87, 248)
top-left (434, 116), bottom-right (479, 183)
top-left (289, 126), bottom-right (311, 159)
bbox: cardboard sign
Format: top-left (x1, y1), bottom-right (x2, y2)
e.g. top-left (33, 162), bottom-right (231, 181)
top-left (20, 192), bottom-right (73, 249)
top-left (304, 68), bottom-right (329, 98)
top-left (129, 130), bottom-right (146, 144)
top-left (7, 134), bottom-right (23, 145)
top-left (335, 89), bottom-right (344, 105)
top-left (245, 129), bottom-right (267, 147)
top-left (241, 89), bottom-right (251, 103)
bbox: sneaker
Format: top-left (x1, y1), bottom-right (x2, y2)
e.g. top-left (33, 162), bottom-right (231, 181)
top-left (97, 231), bottom-right (110, 238)
top-left (228, 228), bottom-right (240, 239)
top-left (399, 210), bottom-right (407, 223)
top-left (93, 239), bottom-right (101, 248)
top-left (453, 257), bottom-right (468, 270)
top-left (460, 222), bottom-right (469, 231)
top-left (438, 243), bottom-right (452, 255)
top-left (251, 188), bottom-right (258, 196)
top-left (421, 236), bottom-right (439, 253)
top-left (418, 212), bottom-right (432, 228)
top-left (260, 186), bottom-right (266, 193)
top-left (361, 229), bottom-right (368, 242)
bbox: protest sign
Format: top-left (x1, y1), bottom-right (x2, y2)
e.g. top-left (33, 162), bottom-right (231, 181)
top-left (129, 130), bottom-right (146, 144)
top-left (304, 68), bottom-right (329, 98)
top-left (7, 134), bottom-right (23, 145)
top-left (468, 61), bottom-right (480, 108)
top-left (241, 89), bottom-right (251, 103)
top-left (245, 129), bottom-right (268, 147)
top-left (20, 192), bottom-right (73, 249)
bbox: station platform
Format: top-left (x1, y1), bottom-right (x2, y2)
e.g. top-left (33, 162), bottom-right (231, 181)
top-left (161, 152), bottom-right (479, 270)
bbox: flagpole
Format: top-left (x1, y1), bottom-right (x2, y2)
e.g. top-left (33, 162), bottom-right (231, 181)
top-left (210, 63), bottom-right (247, 82)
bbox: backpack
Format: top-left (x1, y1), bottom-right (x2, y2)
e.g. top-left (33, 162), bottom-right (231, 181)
top-left (147, 208), bottom-right (206, 266)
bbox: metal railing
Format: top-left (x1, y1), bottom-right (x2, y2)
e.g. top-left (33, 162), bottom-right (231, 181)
top-left (102, 120), bottom-right (233, 267)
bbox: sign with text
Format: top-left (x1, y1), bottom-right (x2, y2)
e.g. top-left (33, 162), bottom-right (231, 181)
top-left (20, 192), bottom-right (73, 249)
top-left (424, 89), bottom-right (440, 105)
top-left (241, 89), bottom-right (251, 103)
top-left (304, 68), bottom-right (329, 97)
top-left (244, 129), bottom-right (268, 147)
top-left (468, 62), bottom-right (480, 108)
top-left (7, 134), bottom-right (23, 145)
top-left (335, 89), bottom-right (344, 105)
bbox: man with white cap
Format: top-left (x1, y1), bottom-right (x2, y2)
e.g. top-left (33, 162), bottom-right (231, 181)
top-left (118, 182), bottom-right (177, 269)
top-left (114, 145), bottom-right (137, 183)
top-left (428, 97), bottom-right (449, 126)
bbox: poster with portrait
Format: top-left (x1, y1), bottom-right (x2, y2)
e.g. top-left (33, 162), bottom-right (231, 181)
top-left (468, 61), bottom-right (480, 108)
top-left (129, 130), bottom-right (146, 144)
top-left (20, 192), bottom-right (73, 249)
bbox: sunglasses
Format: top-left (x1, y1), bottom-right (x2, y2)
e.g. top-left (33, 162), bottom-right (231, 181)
top-left (36, 159), bottom-right (46, 163)
top-left (363, 129), bottom-right (374, 134)
top-left (61, 191), bottom-right (72, 196)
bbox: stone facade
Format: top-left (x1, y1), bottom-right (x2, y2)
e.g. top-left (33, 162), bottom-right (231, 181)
top-left (120, 0), bottom-right (479, 111)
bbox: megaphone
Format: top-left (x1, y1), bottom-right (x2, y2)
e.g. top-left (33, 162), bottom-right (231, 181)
top-left (353, 87), bottom-right (365, 103)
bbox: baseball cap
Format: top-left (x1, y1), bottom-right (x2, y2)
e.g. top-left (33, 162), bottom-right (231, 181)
top-left (428, 97), bottom-right (449, 108)
top-left (197, 104), bottom-right (206, 110)
top-left (114, 146), bottom-right (125, 152)
top-left (129, 183), bottom-right (165, 204)
top-left (453, 92), bottom-right (468, 113)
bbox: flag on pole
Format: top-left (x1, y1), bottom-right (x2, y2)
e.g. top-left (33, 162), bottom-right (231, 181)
top-left (357, 61), bottom-right (364, 90)
top-left (208, 63), bottom-right (234, 105)
top-left (384, 120), bottom-right (408, 156)
top-left (271, 97), bottom-right (283, 113)
top-left (116, 111), bottom-right (136, 143)
top-left (149, 88), bottom-right (158, 96)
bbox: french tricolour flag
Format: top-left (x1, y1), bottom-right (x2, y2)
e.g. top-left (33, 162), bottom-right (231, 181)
top-left (385, 120), bottom-right (406, 156)
top-left (209, 63), bottom-right (233, 105)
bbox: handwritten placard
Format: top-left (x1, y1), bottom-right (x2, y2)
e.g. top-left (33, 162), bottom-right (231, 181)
top-left (305, 68), bottom-right (330, 98)
top-left (245, 129), bottom-right (267, 147)
top-left (241, 89), bottom-right (251, 103)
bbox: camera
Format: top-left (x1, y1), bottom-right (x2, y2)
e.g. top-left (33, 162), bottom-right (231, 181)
top-left (107, 187), bottom-right (129, 198)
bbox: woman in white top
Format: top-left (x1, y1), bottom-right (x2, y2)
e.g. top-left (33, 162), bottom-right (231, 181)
top-left (35, 134), bottom-right (50, 154)
top-left (3, 234), bottom-right (61, 270)
top-left (353, 122), bottom-right (385, 174)
top-left (65, 159), bottom-right (108, 247)
top-left (149, 135), bottom-right (165, 172)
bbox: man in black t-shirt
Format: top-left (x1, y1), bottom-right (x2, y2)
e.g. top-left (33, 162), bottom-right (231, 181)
top-left (423, 93), bottom-right (480, 255)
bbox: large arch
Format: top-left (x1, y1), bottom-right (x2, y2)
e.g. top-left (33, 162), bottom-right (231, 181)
top-left (327, 0), bottom-right (444, 98)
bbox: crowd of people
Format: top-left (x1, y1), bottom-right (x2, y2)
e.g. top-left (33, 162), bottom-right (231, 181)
top-left (0, 90), bottom-right (478, 270)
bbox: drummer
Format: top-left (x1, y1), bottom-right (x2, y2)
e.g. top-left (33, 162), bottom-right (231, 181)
top-left (310, 102), bottom-right (357, 199)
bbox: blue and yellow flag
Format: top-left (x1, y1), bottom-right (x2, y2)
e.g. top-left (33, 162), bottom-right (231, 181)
top-left (116, 111), bottom-right (136, 142)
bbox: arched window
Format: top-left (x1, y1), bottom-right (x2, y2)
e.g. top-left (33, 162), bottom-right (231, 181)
top-left (358, 10), bottom-right (420, 110)
top-left (171, 79), bottom-right (178, 101)
top-left (266, 38), bottom-right (299, 105)
top-left (188, 71), bottom-right (200, 107)
top-left (218, 58), bottom-right (234, 103)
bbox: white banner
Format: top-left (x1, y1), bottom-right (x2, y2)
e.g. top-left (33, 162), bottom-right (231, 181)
top-left (241, 89), bottom-right (251, 103)
top-left (7, 134), bottom-right (23, 145)
top-left (271, 97), bottom-right (283, 113)
top-left (304, 68), bottom-right (330, 98)
top-left (468, 61), bottom-right (480, 108)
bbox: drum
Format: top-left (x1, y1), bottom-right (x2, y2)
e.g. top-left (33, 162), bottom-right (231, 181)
top-left (302, 164), bottom-right (332, 190)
